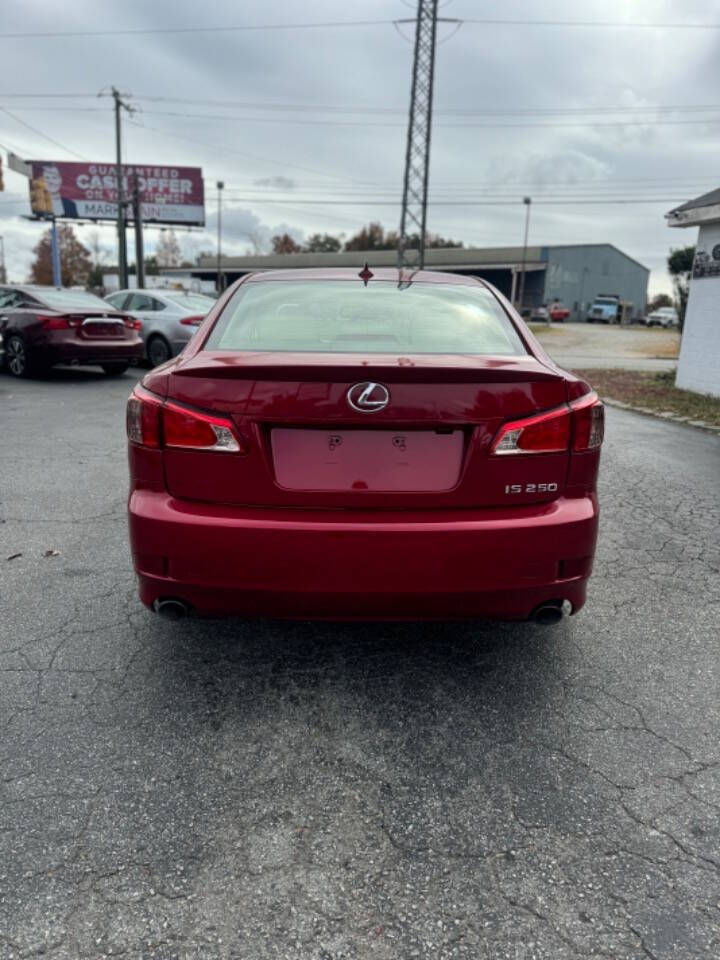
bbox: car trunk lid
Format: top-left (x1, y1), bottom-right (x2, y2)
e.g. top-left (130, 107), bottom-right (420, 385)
top-left (73, 311), bottom-right (130, 340)
top-left (161, 351), bottom-right (571, 509)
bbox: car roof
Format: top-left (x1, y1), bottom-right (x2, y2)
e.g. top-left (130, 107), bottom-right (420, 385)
top-left (109, 289), bottom-right (212, 297)
top-left (1, 284), bottom-right (59, 295)
top-left (1, 285), bottom-right (102, 300)
top-left (109, 289), bottom-right (169, 297)
top-left (245, 267), bottom-right (487, 285)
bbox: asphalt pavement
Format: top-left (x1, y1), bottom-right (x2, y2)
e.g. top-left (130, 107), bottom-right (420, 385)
top-left (1, 367), bottom-right (719, 960)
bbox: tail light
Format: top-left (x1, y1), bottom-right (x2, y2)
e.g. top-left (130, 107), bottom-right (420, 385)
top-left (127, 385), bottom-right (246, 454)
top-left (123, 316), bottom-right (142, 331)
top-left (40, 315), bottom-right (81, 330)
top-left (570, 391), bottom-right (604, 450)
top-left (180, 315), bottom-right (205, 326)
top-left (491, 404), bottom-right (570, 455)
top-left (490, 391), bottom-right (604, 455)
top-left (127, 385), bottom-right (162, 449)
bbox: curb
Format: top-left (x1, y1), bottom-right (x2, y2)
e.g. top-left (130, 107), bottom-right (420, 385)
top-left (603, 397), bottom-right (720, 435)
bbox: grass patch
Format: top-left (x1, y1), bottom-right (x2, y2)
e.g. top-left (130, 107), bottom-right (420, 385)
top-left (573, 368), bottom-right (720, 427)
top-left (527, 322), bottom-right (559, 334)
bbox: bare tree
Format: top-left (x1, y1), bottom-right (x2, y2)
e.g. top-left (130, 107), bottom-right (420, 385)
top-left (156, 229), bottom-right (182, 267)
top-left (243, 229), bottom-right (267, 255)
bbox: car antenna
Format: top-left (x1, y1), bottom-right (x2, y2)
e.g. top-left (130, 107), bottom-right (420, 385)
top-left (358, 262), bottom-right (373, 286)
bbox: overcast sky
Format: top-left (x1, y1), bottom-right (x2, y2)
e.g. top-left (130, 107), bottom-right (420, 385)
top-left (2, 0), bottom-right (719, 293)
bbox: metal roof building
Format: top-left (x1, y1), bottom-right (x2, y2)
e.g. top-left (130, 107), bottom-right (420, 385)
top-left (163, 243), bottom-right (649, 320)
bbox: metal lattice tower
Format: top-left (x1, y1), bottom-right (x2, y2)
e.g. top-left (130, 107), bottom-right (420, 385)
top-left (397, 0), bottom-right (439, 271)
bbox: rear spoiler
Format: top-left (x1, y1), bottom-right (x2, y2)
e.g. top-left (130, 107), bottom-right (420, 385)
top-left (172, 352), bottom-right (567, 384)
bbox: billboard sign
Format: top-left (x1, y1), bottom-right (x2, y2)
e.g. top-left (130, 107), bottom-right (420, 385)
top-left (28, 161), bottom-right (205, 226)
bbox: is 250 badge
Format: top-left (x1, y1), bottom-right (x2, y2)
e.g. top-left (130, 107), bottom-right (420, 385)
top-left (505, 482), bottom-right (558, 494)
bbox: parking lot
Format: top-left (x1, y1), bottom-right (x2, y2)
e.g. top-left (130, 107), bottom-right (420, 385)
top-left (532, 323), bottom-right (681, 372)
top-left (2, 368), bottom-right (720, 959)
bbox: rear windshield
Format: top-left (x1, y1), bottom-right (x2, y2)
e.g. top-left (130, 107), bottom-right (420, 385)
top-left (205, 281), bottom-right (526, 355)
top-left (33, 289), bottom-right (111, 310)
top-left (163, 292), bottom-right (215, 312)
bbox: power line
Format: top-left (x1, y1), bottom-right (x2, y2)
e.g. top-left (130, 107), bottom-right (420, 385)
top-left (135, 111), bottom-right (720, 130)
top-left (0, 17), bottom-right (719, 40)
top-left (7, 92), bottom-right (720, 120)
top-left (0, 93), bottom-right (99, 99)
top-left (123, 99), bottom-right (720, 118)
top-left (212, 197), bottom-right (689, 206)
top-left (0, 106), bottom-right (88, 159)
top-left (462, 18), bottom-right (720, 29)
top-left (18, 105), bottom-right (720, 130)
top-left (0, 20), bottom-right (398, 40)
top-left (124, 117), bottom-right (381, 187)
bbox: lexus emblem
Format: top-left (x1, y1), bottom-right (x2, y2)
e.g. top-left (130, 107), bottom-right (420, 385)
top-left (347, 381), bottom-right (390, 413)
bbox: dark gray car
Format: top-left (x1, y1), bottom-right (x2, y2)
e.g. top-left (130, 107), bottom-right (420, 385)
top-left (104, 289), bottom-right (215, 366)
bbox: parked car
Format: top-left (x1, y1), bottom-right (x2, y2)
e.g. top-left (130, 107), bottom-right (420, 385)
top-left (549, 301), bottom-right (570, 322)
top-left (644, 306), bottom-right (679, 328)
top-left (0, 285), bottom-right (143, 378)
top-left (127, 268), bottom-right (604, 623)
top-left (104, 289), bottom-right (216, 367)
top-left (529, 305), bottom-right (550, 322)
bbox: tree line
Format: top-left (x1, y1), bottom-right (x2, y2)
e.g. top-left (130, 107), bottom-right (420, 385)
top-left (271, 222), bottom-right (463, 254)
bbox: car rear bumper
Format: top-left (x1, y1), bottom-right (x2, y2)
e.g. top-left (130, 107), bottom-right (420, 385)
top-left (129, 491), bottom-right (599, 620)
top-left (36, 337), bottom-right (143, 366)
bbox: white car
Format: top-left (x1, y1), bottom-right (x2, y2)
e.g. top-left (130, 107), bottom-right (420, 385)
top-left (645, 307), bottom-right (679, 328)
top-left (104, 289), bottom-right (216, 366)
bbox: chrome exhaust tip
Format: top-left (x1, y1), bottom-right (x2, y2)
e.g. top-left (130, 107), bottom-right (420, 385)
top-left (531, 602), bottom-right (565, 625)
top-left (152, 598), bottom-right (191, 620)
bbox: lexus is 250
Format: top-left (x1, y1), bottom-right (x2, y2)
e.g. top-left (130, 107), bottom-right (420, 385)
top-left (127, 268), bottom-right (603, 622)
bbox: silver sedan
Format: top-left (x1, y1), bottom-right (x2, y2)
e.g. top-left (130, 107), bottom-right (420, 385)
top-left (104, 289), bottom-right (216, 366)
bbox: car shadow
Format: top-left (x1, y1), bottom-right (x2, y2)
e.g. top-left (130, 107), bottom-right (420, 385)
top-left (136, 614), bottom-right (569, 740)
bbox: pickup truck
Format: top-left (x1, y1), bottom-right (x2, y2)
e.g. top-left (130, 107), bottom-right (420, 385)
top-left (549, 302), bottom-right (570, 322)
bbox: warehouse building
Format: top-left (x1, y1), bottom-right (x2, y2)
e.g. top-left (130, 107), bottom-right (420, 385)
top-left (162, 243), bottom-right (649, 320)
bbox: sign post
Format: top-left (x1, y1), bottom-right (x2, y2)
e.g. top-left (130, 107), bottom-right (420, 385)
top-left (133, 174), bottom-right (145, 290)
top-left (50, 219), bottom-right (61, 287)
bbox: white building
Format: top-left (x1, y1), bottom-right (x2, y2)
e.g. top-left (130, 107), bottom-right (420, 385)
top-left (667, 190), bottom-right (720, 398)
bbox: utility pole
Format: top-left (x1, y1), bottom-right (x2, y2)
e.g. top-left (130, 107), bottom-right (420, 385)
top-left (518, 196), bottom-right (532, 313)
top-left (397, 0), bottom-right (440, 272)
top-left (112, 87), bottom-right (132, 290)
top-left (133, 174), bottom-right (145, 290)
top-left (0, 236), bottom-right (6, 284)
top-left (216, 181), bottom-right (224, 294)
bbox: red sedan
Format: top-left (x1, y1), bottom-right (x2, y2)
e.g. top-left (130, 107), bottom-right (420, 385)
top-left (127, 268), bottom-right (603, 623)
top-left (0, 286), bottom-right (143, 377)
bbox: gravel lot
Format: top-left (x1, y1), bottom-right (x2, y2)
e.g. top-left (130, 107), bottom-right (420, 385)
top-left (533, 323), bottom-right (680, 371)
top-left (1, 367), bottom-right (719, 960)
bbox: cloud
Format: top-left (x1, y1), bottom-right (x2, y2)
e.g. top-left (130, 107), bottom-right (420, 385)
top-left (2, 0), bottom-right (716, 293)
top-left (201, 206), bottom-right (305, 254)
top-left (485, 150), bottom-right (611, 188)
top-left (253, 176), bottom-right (297, 190)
